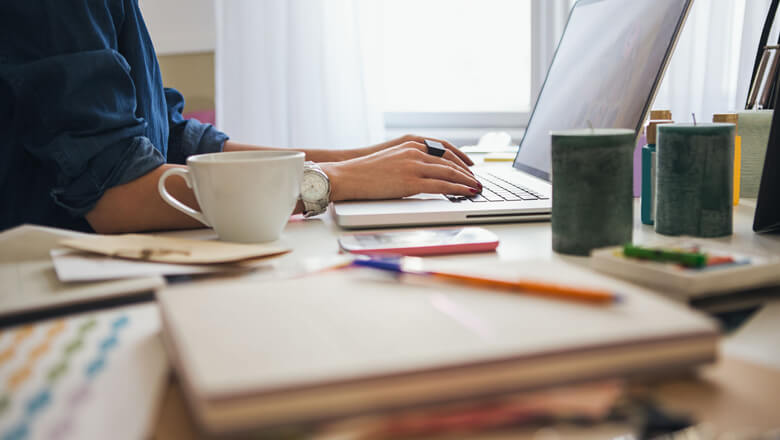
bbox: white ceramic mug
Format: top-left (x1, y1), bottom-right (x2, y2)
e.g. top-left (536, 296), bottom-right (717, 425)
top-left (158, 151), bottom-right (305, 243)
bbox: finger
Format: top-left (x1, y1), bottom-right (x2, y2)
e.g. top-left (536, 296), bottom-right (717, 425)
top-left (427, 137), bottom-right (474, 166)
top-left (442, 149), bottom-right (474, 175)
top-left (418, 163), bottom-right (481, 190)
top-left (405, 141), bottom-right (474, 177)
top-left (416, 151), bottom-right (480, 188)
top-left (415, 179), bottom-right (478, 197)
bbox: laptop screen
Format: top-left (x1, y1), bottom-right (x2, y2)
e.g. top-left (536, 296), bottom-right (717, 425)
top-left (513, 0), bottom-right (691, 181)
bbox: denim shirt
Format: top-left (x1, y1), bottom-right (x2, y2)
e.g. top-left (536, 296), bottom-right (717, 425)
top-left (0, 0), bottom-right (228, 232)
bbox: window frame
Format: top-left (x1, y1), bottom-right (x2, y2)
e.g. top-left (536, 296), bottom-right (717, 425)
top-left (383, 0), bottom-right (564, 145)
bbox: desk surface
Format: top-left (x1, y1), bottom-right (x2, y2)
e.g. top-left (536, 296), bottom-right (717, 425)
top-left (162, 197), bottom-right (780, 286)
top-left (152, 191), bottom-right (780, 438)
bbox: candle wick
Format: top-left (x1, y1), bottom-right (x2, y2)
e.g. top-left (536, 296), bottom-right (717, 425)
top-left (587, 120), bottom-right (594, 133)
top-left (692, 113), bottom-right (697, 126)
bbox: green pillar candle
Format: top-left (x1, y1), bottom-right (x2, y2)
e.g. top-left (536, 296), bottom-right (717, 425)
top-left (655, 123), bottom-right (735, 237)
top-left (551, 129), bottom-right (635, 256)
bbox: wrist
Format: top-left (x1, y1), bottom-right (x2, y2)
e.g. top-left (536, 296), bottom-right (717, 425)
top-left (336, 148), bottom-right (368, 161)
top-left (319, 162), bottom-right (345, 202)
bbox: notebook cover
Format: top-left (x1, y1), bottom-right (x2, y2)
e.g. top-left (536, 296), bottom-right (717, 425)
top-left (157, 260), bottom-right (718, 433)
top-left (0, 225), bottom-right (164, 326)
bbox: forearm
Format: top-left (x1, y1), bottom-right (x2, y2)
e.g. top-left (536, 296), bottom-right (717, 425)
top-left (85, 164), bottom-right (205, 233)
top-left (223, 140), bottom-right (362, 162)
top-left (84, 136), bottom-right (474, 233)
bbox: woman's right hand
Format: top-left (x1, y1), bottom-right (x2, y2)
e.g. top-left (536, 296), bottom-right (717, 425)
top-left (319, 141), bottom-right (482, 201)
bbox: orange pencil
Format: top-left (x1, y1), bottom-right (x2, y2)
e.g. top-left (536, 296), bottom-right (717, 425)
top-left (352, 258), bottom-right (620, 305)
top-left (430, 271), bottom-right (619, 304)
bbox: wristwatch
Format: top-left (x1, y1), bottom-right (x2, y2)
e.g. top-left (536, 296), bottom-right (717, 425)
top-left (300, 161), bottom-right (331, 218)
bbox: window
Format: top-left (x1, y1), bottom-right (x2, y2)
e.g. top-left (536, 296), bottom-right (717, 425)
top-left (381, 0), bottom-right (532, 114)
top-left (380, 0), bottom-right (571, 145)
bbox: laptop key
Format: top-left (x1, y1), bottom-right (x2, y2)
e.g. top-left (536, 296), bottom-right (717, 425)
top-left (481, 190), bottom-right (504, 202)
top-left (468, 194), bottom-right (489, 202)
top-left (517, 192), bottom-right (539, 200)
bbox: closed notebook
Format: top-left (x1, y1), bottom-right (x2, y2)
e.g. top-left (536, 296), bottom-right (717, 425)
top-left (0, 225), bottom-right (164, 324)
top-left (590, 241), bottom-right (780, 298)
top-left (156, 260), bottom-right (719, 436)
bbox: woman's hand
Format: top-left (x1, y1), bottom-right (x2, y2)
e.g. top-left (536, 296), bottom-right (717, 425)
top-left (225, 135), bottom-right (474, 173)
top-left (320, 141), bottom-right (481, 201)
top-left (349, 134), bottom-right (474, 171)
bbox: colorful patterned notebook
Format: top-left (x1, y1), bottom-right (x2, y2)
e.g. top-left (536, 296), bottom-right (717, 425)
top-left (0, 304), bottom-right (168, 440)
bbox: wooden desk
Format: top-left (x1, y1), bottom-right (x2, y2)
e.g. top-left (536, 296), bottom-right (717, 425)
top-left (152, 196), bottom-right (780, 438)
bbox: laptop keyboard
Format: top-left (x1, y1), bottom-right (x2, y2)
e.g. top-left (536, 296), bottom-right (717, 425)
top-left (446, 172), bottom-right (549, 203)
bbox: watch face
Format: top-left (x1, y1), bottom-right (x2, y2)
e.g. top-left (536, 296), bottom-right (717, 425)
top-left (301, 171), bottom-right (329, 202)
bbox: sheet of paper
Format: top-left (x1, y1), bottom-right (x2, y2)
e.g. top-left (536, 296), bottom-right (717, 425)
top-left (722, 300), bottom-right (780, 371)
top-left (0, 304), bottom-right (169, 440)
top-left (50, 249), bottom-right (267, 282)
top-left (59, 234), bottom-right (290, 264)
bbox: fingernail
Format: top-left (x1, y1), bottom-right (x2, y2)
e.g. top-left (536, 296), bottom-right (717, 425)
top-left (470, 188), bottom-right (479, 194)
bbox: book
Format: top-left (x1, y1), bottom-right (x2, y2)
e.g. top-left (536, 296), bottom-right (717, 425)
top-left (156, 260), bottom-right (718, 436)
top-left (590, 241), bottom-right (780, 298)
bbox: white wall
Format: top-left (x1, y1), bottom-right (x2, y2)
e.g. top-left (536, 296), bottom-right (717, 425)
top-left (138, 0), bottom-right (216, 55)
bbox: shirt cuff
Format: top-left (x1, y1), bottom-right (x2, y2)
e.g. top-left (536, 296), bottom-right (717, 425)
top-left (166, 119), bottom-right (229, 165)
top-left (50, 136), bottom-right (165, 217)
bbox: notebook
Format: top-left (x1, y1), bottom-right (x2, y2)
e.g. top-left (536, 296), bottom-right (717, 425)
top-left (0, 304), bottom-right (168, 440)
top-left (0, 225), bottom-right (164, 326)
top-left (590, 241), bottom-right (780, 298)
top-left (156, 260), bottom-right (719, 436)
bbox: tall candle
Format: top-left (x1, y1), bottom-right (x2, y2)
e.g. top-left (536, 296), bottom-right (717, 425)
top-left (737, 110), bottom-right (773, 198)
top-left (713, 113), bottom-right (741, 206)
top-left (633, 131), bottom-right (646, 197)
top-left (640, 120), bottom-right (673, 226)
top-left (633, 110), bottom-right (673, 197)
top-left (655, 123), bottom-right (735, 237)
top-left (551, 128), bottom-right (635, 256)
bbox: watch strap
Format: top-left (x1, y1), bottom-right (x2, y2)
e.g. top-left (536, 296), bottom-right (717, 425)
top-left (302, 198), bottom-right (328, 218)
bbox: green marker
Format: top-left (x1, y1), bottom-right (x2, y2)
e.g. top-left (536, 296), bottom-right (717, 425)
top-left (622, 244), bottom-right (707, 268)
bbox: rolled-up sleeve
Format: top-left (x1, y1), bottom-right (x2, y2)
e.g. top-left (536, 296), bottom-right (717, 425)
top-left (165, 88), bottom-right (228, 165)
top-left (2, 49), bottom-right (165, 217)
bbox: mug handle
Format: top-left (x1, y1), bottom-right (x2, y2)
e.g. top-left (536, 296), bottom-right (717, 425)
top-left (158, 167), bottom-right (210, 227)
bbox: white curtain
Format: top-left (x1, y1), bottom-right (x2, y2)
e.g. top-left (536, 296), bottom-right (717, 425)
top-left (215, 0), bottom-right (777, 147)
top-left (215, 0), bottom-right (385, 149)
top-left (653, 0), bottom-right (779, 121)
top-left (531, 0), bottom-right (576, 100)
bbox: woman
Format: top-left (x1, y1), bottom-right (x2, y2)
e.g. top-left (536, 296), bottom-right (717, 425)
top-left (0, 0), bottom-right (480, 234)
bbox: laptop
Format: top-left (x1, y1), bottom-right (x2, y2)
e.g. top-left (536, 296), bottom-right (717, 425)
top-left (333, 0), bottom-right (693, 229)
